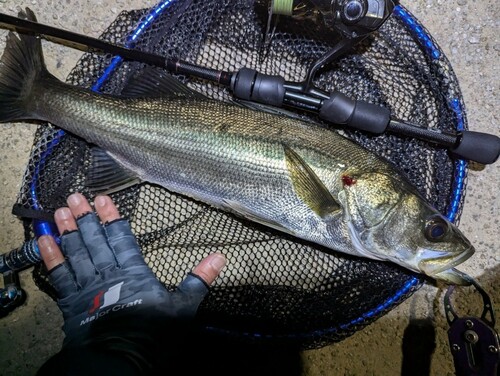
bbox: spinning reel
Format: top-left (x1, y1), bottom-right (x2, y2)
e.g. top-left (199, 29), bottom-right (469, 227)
top-left (265, 0), bottom-right (395, 83)
top-left (270, 0), bottom-right (394, 38)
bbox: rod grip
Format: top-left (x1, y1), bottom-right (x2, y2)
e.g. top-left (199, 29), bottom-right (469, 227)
top-left (451, 131), bottom-right (500, 165)
top-left (319, 92), bottom-right (390, 133)
top-left (231, 68), bottom-right (285, 107)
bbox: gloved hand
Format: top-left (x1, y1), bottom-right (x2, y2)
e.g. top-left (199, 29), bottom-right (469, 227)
top-left (37, 193), bottom-right (226, 348)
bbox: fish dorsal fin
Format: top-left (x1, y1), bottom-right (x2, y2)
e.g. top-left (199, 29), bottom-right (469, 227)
top-left (284, 145), bottom-right (340, 218)
top-left (121, 67), bottom-right (205, 100)
top-left (86, 147), bottom-right (142, 194)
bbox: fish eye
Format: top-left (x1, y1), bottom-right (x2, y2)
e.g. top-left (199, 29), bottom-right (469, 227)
top-left (424, 215), bottom-right (449, 242)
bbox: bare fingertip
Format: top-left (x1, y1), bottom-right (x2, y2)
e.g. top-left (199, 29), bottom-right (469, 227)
top-left (94, 195), bottom-right (109, 208)
top-left (37, 235), bottom-right (64, 271)
top-left (208, 253), bottom-right (227, 273)
top-left (54, 207), bottom-right (72, 221)
top-left (67, 193), bottom-right (83, 206)
top-left (37, 235), bottom-right (53, 249)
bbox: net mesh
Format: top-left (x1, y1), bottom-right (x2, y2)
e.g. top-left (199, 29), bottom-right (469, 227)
top-left (12, 0), bottom-right (468, 349)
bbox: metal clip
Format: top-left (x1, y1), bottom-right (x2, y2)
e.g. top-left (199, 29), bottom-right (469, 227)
top-left (444, 277), bottom-right (500, 376)
top-left (0, 271), bottom-right (26, 318)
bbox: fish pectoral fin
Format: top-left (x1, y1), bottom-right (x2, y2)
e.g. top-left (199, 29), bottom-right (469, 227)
top-left (221, 199), bottom-right (296, 236)
top-left (86, 147), bottom-right (142, 194)
top-left (121, 66), bottom-right (206, 100)
top-left (284, 145), bottom-right (341, 218)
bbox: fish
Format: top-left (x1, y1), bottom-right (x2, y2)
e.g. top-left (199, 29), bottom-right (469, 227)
top-left (0, 9), bottom-right (474, 285)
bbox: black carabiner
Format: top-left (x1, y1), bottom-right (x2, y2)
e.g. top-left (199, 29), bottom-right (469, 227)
top-left (444, 277), bottom-right (499, 376)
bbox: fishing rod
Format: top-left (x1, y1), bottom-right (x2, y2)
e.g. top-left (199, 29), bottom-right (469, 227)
top-left (0, 4), bottom-right (498, 166)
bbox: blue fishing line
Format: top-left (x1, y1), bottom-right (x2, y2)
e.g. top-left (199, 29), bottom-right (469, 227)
top-left (30, 0), bottom-right (176, 238)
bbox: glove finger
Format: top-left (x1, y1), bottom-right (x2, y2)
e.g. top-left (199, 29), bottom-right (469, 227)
top-left (104, 219), bottom-right (146, 268)
top-left (60, 230), bottom-right (97, 287)
top-left (48, 261), bottom-right (79, 299)
top-left (77, 213), bottom-right (117, 271)
top-left (171, 273), bottom-right (209, 319)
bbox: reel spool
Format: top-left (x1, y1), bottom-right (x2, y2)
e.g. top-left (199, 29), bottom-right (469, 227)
top-left (269, 0), bottom-right (394, 38)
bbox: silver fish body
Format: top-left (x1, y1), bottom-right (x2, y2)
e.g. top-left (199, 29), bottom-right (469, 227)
top-left (0, 24), bottom-right (474, 284)
top-left (34, 80), bottom-right (385, 255)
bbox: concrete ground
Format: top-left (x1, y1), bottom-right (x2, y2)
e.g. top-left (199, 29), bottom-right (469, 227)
top-left (0, 0), bottom-right (498, 375)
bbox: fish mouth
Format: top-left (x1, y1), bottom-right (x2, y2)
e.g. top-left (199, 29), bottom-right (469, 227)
top-left (418, 245), bottom-right (474, 276)
top-left (432, 268), bottom-right (472, 286)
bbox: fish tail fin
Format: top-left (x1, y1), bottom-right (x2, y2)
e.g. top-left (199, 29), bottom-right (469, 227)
top-left (0, 8), bottom-right (50, 122)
